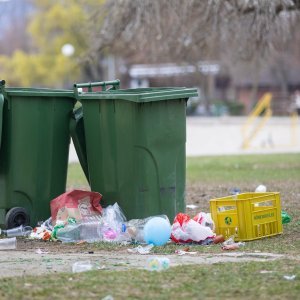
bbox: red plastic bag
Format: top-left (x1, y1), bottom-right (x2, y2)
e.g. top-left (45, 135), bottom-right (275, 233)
top-left (171, 212), bottom-right (215, 243)
top-left (171, 213), bottom-right (193, 243)
top-left (50, 190), bottom-right (103, 225)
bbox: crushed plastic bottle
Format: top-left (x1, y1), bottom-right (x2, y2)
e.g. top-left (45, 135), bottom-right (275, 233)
top-left (0, 225), bottom-right (32, 237)
top-left (146, 257), bottom-right (170, 271)
top-left (56, 221), bottom-right (102, 243)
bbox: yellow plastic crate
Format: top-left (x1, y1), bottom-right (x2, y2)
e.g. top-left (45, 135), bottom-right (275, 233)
top-left (210, 192), bottom-right (283, 241)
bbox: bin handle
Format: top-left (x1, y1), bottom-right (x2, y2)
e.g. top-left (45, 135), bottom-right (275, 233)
top-left (0, 87), bottom-right (4, 151)
top-left (74, 79), bottom-right (120, 97)
top-left (0, 79), bottom-right (6, 93)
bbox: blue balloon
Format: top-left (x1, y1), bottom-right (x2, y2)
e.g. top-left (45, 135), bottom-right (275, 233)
top-left (143, 217), bottom-right (171, 246)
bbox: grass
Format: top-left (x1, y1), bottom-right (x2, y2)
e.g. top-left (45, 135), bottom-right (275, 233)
top-left (0, 260), bottom-right (299, 299)
top-left (186, 153), bottom-right (300, 183)
top-left (67, 163), bottom-right (89, 190)
top-left (2, 153), bottom-right (299, 299)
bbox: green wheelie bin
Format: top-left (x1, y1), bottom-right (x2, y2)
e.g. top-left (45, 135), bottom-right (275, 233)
top-left (0, 80), bottom-right (75, 228)
top-left (71, 80), bottom-right (198, 221)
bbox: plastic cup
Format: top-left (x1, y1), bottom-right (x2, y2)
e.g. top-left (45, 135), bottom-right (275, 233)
top-left (0, 237), bottom-right (17, 250)
top-left (72, 260), bottom-right (93, 273)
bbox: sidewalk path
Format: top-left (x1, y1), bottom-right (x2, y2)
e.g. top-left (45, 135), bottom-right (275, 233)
top-left (69, 116), bottom-right (300, 162)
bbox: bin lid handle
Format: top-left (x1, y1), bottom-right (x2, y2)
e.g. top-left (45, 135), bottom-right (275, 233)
top-left (0, 92), bottom-right (4, 151)
top-left (74, 79), bottom-right (120, 98)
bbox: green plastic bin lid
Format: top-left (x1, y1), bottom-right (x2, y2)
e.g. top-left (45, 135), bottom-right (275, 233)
top-left (76, 87), bottom-right (198, 103)
top-left (4, 87), bottom-right (74, 98)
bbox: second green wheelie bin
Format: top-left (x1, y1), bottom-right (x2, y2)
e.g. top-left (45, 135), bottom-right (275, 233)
top-left (72, 81), bottom-right (198, 221)
top-left (0, 80), bottom-right (75, 228)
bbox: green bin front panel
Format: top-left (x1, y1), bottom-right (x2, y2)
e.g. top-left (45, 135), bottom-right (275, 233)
top-left (81, 98), bottom-right (187, 221)
top-left (0, 90), bottom-right (74, 227)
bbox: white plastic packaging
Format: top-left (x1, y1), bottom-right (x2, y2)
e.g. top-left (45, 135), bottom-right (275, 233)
top-left (183, 219), bottom-right (215, 242)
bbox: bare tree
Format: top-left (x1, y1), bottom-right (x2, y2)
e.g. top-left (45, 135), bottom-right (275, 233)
top-left (87, 0), bottom-right (300, 64)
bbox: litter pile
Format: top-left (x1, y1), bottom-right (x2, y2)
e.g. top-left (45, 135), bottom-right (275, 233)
top-left (27, 189), bottom-right (223, 246)
top-left (0, 189), bottom-right (225, 248)
top-left (0, 187), bottom-right (291, 254)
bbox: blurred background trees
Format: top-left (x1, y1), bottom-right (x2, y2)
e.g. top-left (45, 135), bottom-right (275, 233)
top-left (0, 0), bottom-right (104, 87)
top-left (0, 0), bottom-right (299, 114)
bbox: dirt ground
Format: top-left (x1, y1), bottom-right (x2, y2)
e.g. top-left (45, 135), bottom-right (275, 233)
top-left (0, 238), bottom-right (288, 278)
top-left (0, 182), bottom-right (299, 278)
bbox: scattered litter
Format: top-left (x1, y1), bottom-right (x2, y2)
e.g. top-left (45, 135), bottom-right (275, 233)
top-left (76, 240), bottom-right (87, 245)
top-left (229, 188), bottom-right (241, 195)
top-left (260, 270), bottom-right (275, 274)
top-left (283, 275), bottom-right (296, 281)
top-left (102, 295), bottom-right (114, 300)
top-left (175, 249), bottom-right (197, 256)
top-left (0, 237), bottom-right (16, 250)
top-left (255, 185), bottom-right (267, 192)
top-left (281, 211), bottom-right (292, 224)
top-left (146, 257), bottom-right (170, 271)
top-left (24, 283), bottom-right (33, 288)
top-left (0, 225), bottom-right (33, 237)
top-left (127, 244), bottom-right (154, 254)
top-left (40, 217), bottom-right (54, 231)
top-left (222, 236), bottom-right (235, 246)
top-left (96, 265), bottom-right (107, 270)
top-left (35, 248), bottom-right (49, 255)
top-left (30, 226), bottom-right (52, 241)
top-left (55, 203), bottom-right (129, 243)
top-left (213, 235), bottom-right (225, 244)
top-left (221, 244), bottom-right (240, 250)
top-left (72, 260), bottom-right (94, 273)
top-left (186, 204), bottom-right (199, 209)
top-left (126, 215), bottom-right (170, 244)
top-left (99, 203), bottom-right (128, 243)
top-left (221, 236), bottom-right (245, 250)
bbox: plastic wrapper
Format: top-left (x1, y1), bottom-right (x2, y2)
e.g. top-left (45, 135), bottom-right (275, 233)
top-left (281, 211), bottom-right (292, 224)
top-left (56, 203), bottom-right (129, 243)
top-left (99, 203), bottom-right (128, 242)
top-left (193, 212), bottom-right (215, 231)
top-left (50, 190), bottom-right (102, 225)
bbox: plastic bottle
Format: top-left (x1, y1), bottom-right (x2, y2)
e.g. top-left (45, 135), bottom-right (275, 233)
top-left (146, 257), bottom-right (170, 271)
top-left (0, 225), bottom-right (32, 237)
top-left (56, 221), bottom-right (102, 243)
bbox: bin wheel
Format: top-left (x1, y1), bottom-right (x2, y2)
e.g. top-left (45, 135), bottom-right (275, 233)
top-left (5, 207), bottom-right (30, 229)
